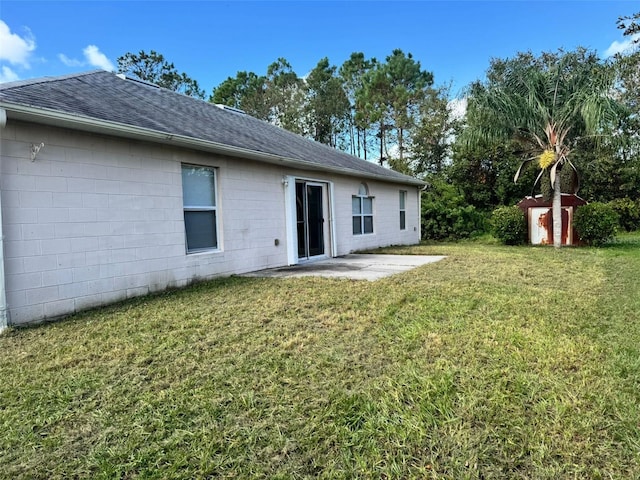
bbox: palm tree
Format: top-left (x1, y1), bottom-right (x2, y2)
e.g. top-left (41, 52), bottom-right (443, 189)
top-left (464, 49), bottom-right (623, 247)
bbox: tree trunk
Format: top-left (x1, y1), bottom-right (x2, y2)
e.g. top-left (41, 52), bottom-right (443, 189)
top-left (552, 172), bottom-right (562, 248)
top-left (379, 125), bottom-right (384, 166)
top-left (363, 127), bottom-right (367, 161)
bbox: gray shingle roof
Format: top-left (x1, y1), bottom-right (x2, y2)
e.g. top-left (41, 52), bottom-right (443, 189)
top-left (0, 70), bottom-right (423, 185)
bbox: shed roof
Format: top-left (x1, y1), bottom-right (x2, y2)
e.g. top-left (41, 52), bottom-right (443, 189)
top-left (517, 194), bottom-right (587, 210)
top-left (0, 71), bottom-right (424, 186)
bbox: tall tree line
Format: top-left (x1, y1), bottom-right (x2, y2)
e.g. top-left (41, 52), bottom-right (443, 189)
top-left (116, 9), bottom-right (638, 209)
top-left (210, 50), bottom-right (454, 177)
top-left (116, 48), bottom-right (455, 178)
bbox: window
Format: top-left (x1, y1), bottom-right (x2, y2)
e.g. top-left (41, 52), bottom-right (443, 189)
top-left (352, 183), bottom-right (373, 235)
top-left (399, 190), bottom-right (407, 230)
top-left (182, 164), bottom-right (218, 253)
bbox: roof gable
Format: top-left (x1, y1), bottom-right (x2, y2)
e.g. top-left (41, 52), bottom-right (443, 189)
top-left (0, 71), bottom-right (423, 186)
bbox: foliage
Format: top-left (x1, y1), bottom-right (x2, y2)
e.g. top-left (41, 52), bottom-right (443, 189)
top-left (409, 85), bottom-right (459, 177)
top-left (382, 49), bottom-right (434, 166)
top-left (305, 58), bottom-right (350, 146)
top-left (449, 141), bottom-right (535, 210)
top-left (339, 52), bottom-right (377, 158)
top-left (210, 71), bottom-right (270, 119)
top-left (612, 11), bottom-right (640, 198)
top-left (614, 49), bottom-right (640, 120)
top-left (421, 180), bottom-right (487, 240)
top-left (357, 49), bottom-right (434, 167)
top-left (117, 50), bottom-right (205, 99)
top-left (608, 197), bottom-right (640, 232)
top-left (464, 48), bottom-right (621, 182)
top-left (450, 24), bottom-right (637, 209)
top-left (212, 59), bottom-right (307, 134)
top-left (574, 202), bottom-right (619, 246)
top-left (567, 138), bottom-right (639, 203)
top-left (207, 50), bottom-right (449, 175)
top-left (3, 238), bottom-right (640, 478)
top-left (264, 58), bottom-right (306, 134)
top-left (617, 11), bottom-right (640, 39)
top-left (119, 15), bottom-right (638, 200)
top-left (491, 205), bottom-right (527, 245)
top-left (539, 163), bottom-right (577, 202)
top-left (460, 48), bottom-right (625, 247)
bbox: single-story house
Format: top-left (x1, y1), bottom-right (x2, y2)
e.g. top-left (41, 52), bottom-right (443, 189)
top-left (517, 194), bottom-right (587, 245)
top-left (0, 71), bottom-right (424, 328)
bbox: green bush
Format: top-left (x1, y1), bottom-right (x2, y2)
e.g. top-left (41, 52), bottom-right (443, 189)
top-left (574, 202), bottom-right (619, 246)
top-left (608, 198), bottom-right (640, 232)
top-left (421, 181), bottom-right (487, 241)
top-left (491, 206), bottom-right (527, 245)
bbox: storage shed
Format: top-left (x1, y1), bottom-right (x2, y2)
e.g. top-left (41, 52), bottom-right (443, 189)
top-left (517, 194), bottom-right (587, 245)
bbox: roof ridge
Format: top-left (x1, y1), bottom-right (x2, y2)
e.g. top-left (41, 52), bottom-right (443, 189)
top-left (0, 70), bottom-right (105, 91)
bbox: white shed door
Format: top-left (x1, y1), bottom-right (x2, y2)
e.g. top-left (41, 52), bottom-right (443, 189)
top-left (529, 206), bottom-right (573, 245)
top-left (530, 207), bottom-right (551, 245)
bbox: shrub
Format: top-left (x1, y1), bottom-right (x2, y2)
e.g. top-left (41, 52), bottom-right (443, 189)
top-left (421, 181), bottom-right (487, 241)
top-left (491, 206), bottom-right (527, 245)
top-left (608, 198), bottom-right (640, 232)
top-left (574, 202), bottom-right (619, 246)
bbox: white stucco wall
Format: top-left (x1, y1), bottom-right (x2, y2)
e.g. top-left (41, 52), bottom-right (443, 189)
top-left (1, 121), bottom-right (420, 325)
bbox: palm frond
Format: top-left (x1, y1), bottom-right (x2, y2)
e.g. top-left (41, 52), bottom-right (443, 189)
top-left (565, 158), bottom-right (580, 194)
top-left (530, 168), bottom-right (546, 196)
top-left (514, 156), bottom-right (536, 182)
top-left (462, 47), bottom-right (628, 194)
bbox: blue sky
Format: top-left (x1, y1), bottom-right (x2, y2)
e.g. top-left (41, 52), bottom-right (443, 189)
top-left (0, 1), bottom-right (637, 97)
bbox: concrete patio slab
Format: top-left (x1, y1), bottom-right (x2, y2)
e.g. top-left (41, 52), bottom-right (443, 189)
top-left (241, 254), bottom-right (447, 281)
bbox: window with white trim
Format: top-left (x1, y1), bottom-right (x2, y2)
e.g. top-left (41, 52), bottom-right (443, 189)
top-left (182, 164), bottom-right (218, 253)
top-left (352, 183), bottom-right (373, 235)
top-left (399, 190), bottom-right (407, 230)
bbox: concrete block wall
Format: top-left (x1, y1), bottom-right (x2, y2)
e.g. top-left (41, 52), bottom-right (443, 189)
top-left (1, 121), bottom-right (420, 326)
top-left (1, 122), bottom-right (288, 325)
top-left (331, 177), bottom-right (421, 255)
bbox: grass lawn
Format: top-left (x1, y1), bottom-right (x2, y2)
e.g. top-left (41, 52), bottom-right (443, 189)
top-left (1, 233), bottom-right (640, 479)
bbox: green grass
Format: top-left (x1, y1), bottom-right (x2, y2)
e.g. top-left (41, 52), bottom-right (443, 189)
top-left (2, 233), bottom-right (640, 479)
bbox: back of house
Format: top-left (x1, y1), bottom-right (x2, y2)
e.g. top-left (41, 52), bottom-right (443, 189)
top-left (0, 71), bottom-right (423, 327)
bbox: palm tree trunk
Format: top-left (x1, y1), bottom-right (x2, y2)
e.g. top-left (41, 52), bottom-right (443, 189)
top-left (552, 173), bottom-right (562, 248)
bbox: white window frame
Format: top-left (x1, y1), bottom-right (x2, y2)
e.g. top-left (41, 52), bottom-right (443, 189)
top-left (399, 190), bottom-right (407, 230)
top-left (181, 164), bottom-right (219, 254)
top-left (352, 183), bottom-right (374, 235)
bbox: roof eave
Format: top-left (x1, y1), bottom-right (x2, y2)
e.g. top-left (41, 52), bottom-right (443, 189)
top-left (0, 102), bottom-right (425, 187)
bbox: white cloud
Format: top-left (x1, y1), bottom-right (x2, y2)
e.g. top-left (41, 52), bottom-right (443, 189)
top-left (82, 45), bottom-right (114, 71)
top-left (58, 53), bottom-right (83, 67)
top-left (58, 45), bottom-right (114, 71)
top-left (0, 20), bottom-right (36, 67)
top-left (605, 34), bottom-right (640, 57)
top-left (0, 65), bottom-right (19, 83)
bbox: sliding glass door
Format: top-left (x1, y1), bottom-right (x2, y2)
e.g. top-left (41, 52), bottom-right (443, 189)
top-left (296, 181), bottom-right (325, 259)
